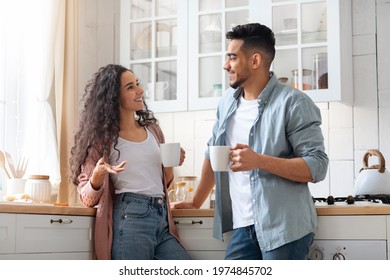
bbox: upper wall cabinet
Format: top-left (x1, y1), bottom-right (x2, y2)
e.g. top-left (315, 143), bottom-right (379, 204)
top-left (187, 0), bottom-right (251, 110)
top-left (267, 0), bottom-right (353, 104)
top-left (120, 0), bottom-right (188, 113)
top-left (120, 0), bottom-right (353, 113)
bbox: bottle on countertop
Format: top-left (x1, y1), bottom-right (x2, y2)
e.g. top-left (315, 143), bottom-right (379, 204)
top-left (175, 181), bottom-right (187, 202)
top-left (209, 187), bottom-right (215, 209)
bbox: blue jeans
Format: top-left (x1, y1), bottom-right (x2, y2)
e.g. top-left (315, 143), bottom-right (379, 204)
top-left (111, 192), bottom-right (191, 260)
top-left (225, 225), bottom-right (314, 260)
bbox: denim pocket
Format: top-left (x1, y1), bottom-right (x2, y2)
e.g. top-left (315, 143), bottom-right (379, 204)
top-left (124, 199), bottom-right (151, 218)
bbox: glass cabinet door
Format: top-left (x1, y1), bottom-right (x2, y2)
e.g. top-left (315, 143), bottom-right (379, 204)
top-left (269, 0), bottom-right (352, 104)
top-left (120, 0), bottom-right (352, 113)
top-left (188, 0), bottom-right (250, 110)
top-left (272, 1), bottom-right (327, 90)
top-left (120, 0), bottom-right (187, 113)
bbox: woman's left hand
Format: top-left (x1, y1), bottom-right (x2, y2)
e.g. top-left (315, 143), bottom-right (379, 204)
top-left (179, 147), bottom-right (186, 166)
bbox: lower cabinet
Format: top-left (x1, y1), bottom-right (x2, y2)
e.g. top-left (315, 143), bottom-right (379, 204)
top-left (174, 215), bottom-right (390, 260)
top-left (309, 215), bottom-right (388, 260)
top-left (0, 213), bottom-right (94, 259)
top-left (173, 217), bottom-right (229, 260)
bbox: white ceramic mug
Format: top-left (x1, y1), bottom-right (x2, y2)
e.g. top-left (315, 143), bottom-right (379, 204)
top-left (148, 81), bottom-right (169, 101)
top-left (160, 143), bottom-right (180, 167)
top-left (155, 81), bottom-right (169, 101)
top-left (209, 145), bottom-right (231, 172)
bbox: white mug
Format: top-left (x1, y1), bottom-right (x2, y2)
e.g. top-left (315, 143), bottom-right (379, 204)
top-left (155, 81), bottom-right (169, 101)
top-left (148, 81), bottom-right (169, 101)
top-left (160, 143), bottom-right (180, 167)
top-left (209, 145), bottom-right (231, 172)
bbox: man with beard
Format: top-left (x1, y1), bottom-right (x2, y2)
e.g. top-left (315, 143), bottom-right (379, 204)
top-left (174, 23), bottom-right (328, 260)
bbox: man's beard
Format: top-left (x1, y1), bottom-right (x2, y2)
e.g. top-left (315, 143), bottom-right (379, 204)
top-left (230, 77), bottom-right (246, 89)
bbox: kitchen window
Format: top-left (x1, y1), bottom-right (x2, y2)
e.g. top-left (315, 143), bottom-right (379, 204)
top-left (0, 0), bottom-right (66, 194)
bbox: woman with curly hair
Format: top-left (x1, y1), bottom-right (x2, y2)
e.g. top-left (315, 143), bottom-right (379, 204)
top-left (69, 64), bottom-right (190, 260)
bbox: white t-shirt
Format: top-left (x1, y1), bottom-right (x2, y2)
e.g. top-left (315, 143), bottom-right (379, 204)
top-left (109, 128), bottom-right (164, 197)
top-left (226, 96), bottom-right (258, 228)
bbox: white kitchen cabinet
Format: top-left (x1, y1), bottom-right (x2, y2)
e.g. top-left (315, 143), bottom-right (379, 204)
top-left (315, 215), bottom-right (387, 240)
top-left (267, 0), bottom-right (353, 104)
top-left (0, 213), bottom-right (94, 260)
top-left (387, 216), bottom-right (390, 259)
top-left (120, 0), bottom-right (188, 113)
top-left (188, 0), bottom-right (353, 106)
top-left (174, 216), bottom-right (229, 259)
top-left (120, 0), bottom-right (252, 112)
top-left (120, 0), bottom-right (352, 112)
top-left (310, 215), bottom-right (388, 260)
top-left (0, 213), bottom-right (16, 254)
top-left (187, 0), bottom-right (251, 110)
top-left (175, 214), bottom-right (390, 260)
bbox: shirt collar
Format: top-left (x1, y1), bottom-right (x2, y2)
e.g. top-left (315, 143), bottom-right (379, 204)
top-left (232, 72), bottom-right (277, 105)
top-left (257, 71), bottom-right (276, 105)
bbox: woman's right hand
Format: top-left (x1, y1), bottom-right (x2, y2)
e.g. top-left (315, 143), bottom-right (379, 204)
top-left (90, 157), bottom-right (127, 190)
top-left (171, 201), bottom-right (197, 209)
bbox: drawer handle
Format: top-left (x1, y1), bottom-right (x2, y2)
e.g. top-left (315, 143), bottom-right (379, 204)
top-left (174, 220), bottom-right (203, 225)
top-left (50, 218), bottom-right (73, 224)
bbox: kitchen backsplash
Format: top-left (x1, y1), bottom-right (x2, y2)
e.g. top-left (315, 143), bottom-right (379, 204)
top-left (78, 0), bottom-right (390, 199)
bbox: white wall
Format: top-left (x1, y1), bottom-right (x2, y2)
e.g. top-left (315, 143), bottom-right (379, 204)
top-left (78, 0), bottom-right (390, 198)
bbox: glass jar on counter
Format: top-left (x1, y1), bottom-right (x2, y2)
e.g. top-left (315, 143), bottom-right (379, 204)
top-left (209, 187), bottom-right (215, 209)
top-left (176, 176), bottom-right (197, 203)
top-left (168, 188), bottom-right (176, 203)
top-left (178, 176), bottom-right (197, 192)
top-left (175, 181), bottom-right (187, 202)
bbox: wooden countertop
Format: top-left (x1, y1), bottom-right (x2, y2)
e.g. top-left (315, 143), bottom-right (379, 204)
top-left (2, 203), bottom-right (390, 217)
top-left (172, 204), bottom-right (390, 217)
top-left (172, 209), bottom-right (215, 217)
top-left (315, 204), bottom-right (390, 215)
top-left (0, 202), bottom-right (96, 216)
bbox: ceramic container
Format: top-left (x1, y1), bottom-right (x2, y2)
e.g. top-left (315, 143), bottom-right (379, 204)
top-left (6, 178), bottom-right (26, 195)
top-left (25, 175), bottom-right (51, 203)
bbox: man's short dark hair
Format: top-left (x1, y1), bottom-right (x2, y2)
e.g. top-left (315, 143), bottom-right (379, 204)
top-left (226, 23), bottom-right (276, 67)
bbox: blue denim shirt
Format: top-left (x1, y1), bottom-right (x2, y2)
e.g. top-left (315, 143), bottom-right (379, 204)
top-left (206, 72), bottom-right (328, 251)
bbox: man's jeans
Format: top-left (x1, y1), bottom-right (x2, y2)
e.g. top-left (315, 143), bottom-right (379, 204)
top-left (225, 225), bottom-right (314, 260)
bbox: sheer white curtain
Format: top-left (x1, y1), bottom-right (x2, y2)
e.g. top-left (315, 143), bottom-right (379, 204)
top-left (0, 0), bottom-right (65, 192)
top-left (23, 0), bottom-right (65, 189)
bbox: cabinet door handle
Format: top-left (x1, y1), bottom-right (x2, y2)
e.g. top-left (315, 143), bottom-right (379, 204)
top-left (50, 218), bottom-right (73, 224)
top-left (174, 220), bottom-right (203, 225)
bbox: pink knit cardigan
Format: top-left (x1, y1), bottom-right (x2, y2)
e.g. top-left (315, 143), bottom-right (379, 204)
top-left (77, 123), bottom-right (179, 260)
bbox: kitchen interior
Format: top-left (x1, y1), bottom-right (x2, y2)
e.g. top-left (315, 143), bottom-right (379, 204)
top-left (1, 0), bottom-right (390, 260)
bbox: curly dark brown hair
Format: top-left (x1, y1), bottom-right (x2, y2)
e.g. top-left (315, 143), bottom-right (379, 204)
top-left (69, 64), bottom-right (157, 185)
